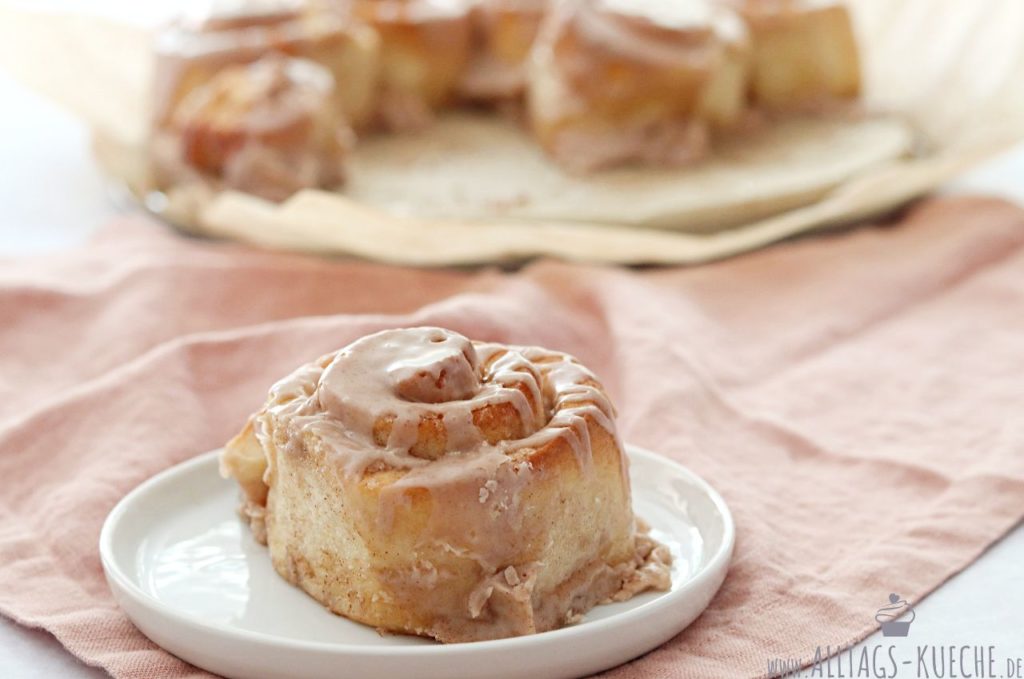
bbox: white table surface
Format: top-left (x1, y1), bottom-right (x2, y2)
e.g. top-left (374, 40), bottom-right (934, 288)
top-left (2, 9), bottom-right (1023, 676)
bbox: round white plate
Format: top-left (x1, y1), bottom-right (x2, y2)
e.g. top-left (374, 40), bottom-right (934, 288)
top-left (100, 446), bottom-right (734, 679)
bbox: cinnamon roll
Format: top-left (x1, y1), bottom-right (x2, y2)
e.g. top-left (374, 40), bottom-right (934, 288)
top-left (341, 0), bottom-right (473, 130)
top-left (719, 0), bottom-right (861, 109)
top-left (527, 0), bottom-right (751, 172)
top-left (460, 0), bottom-right (549, 103)
top-left (151, 55), bottom-right (351, 202)
top-left (152, 0), bottom-right (380, 130)
top-left (221, 327), bottom-right (671, 642)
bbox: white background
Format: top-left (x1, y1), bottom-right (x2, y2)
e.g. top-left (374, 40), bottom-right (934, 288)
top-left (1, 2), bottom-right (1022, 677)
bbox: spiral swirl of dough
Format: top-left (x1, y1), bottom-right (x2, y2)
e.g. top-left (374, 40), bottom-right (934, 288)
top-left (259, 327), bottom-right (616, 473)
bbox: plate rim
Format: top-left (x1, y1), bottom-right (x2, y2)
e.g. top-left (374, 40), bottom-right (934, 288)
top-left (99, 444), bottom-right (735, 657)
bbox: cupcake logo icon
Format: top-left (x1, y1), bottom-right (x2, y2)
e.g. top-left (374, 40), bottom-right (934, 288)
top-left (875, 593), bottom-right (915, 637)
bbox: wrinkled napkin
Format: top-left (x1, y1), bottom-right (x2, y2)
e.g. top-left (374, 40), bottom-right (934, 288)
top-left (1, 196), bottom-right (1023, 679)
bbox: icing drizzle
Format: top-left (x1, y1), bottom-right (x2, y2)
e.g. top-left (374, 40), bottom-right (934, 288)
top-left (255, 327), bottom-right (618, 479)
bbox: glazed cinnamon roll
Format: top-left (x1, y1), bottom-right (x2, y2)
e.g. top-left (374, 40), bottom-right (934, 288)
top-left (719, 0), bottom-right (860, 109)
top-left (221, 327), bottom-right (671, 642)
top-left (152, 0), bottom-right (380, 130)
top-left (151, 55), bottom-right (351, 201)
top-left (341, 0), bottom-right (473, 130)
top-left (527, 0), bottom-right (751, 172)
top-left (460, 0), bottom-right (549, 103)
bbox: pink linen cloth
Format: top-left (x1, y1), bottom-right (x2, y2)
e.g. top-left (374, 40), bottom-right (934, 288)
top-left (0, 196), bottom-right (1022, 678)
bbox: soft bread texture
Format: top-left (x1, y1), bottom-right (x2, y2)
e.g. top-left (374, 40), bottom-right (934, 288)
top-left (698, 9), bottom-right (752, 128)
top-left (221, 327), bottom-right (670, 642)
top-left (152, 2), bottom-right (380, 129)
top-left (723, 0), bottom-right (861, 108)
top-left (345, 0), bottom-right (472, 130)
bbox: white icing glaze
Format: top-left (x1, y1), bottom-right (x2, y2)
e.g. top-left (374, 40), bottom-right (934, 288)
top-left (706, 3), bottom-right (749, 47)
top-left (598, 0), bottom-right (712, 28)
top-left (255, 327), bottom-right (618, 479)
top-left (151, 6), bottom-right (345, 125)
top-left (566, 0), bottom-right (719, 69)
top-left (354, 0), bottom-right (473, 22)
top-left (180, 0), bottom-right (303, 31)
top-left (250, 326), bottom-right (624, 569)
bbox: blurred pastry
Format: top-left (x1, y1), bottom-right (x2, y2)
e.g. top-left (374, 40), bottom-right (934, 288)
top-left (152, 0), bottom-right (380, 130)
top-left (460, 0), bottom-right (549, 103)
top-left (146, 0), bottom-right (867, 200)
top-left (152, 55), bottom-right (352, 201)
top-left (221, 327), bottom-right (671, 642)
top-left (527, 0), bottom-right (750, 172)
top-left (342, 0), bottom-right (473, 130)
top-left (698, 7), bottom-right (751, 129)
top-left (720, 0), bottom-right (860, 109)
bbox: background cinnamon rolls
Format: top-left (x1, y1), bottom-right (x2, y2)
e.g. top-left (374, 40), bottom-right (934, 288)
top-left (150, 0), bottom-right (863, 196)
top-left (342, 0), bottom-right (473, 130)
top-left (460, 0), bottom-right (548, 102)
top-left (528, 0), bottom-right (752, 171)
